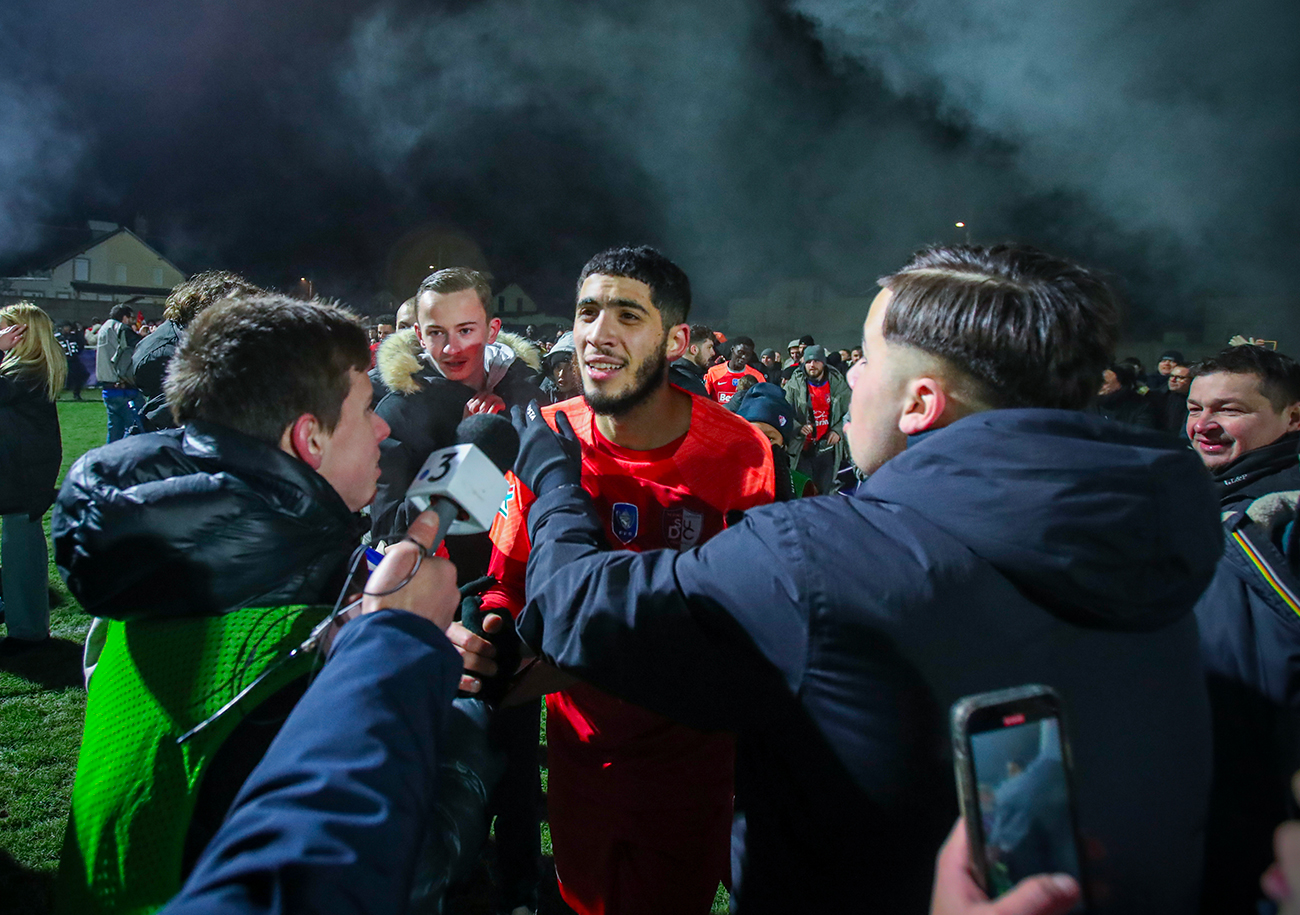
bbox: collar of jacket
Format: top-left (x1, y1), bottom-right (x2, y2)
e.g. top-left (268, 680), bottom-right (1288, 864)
top-left (1212, 431), bottom-right (1300, 503)
top-left (377, 329), bottom-right (541, 396)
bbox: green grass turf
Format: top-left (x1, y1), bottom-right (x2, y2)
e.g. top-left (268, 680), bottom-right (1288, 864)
top-left (0, 396), bottom-right (730, 915)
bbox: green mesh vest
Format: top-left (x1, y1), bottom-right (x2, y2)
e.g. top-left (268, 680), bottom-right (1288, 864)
top-left (56, 604), bottom-right (331, 915)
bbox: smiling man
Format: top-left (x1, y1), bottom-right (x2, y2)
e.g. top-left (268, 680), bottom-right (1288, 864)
top-left (1186, 344), bottom-right (1300, 911)
top-left (53, 295), bottom-right (395, 915)
top-left (506, 244), bottom-right (1221, 914)
top-left (1186, 345), bottom-right (1300, 508)
top-left (478, 245), bottom-right (775, 915)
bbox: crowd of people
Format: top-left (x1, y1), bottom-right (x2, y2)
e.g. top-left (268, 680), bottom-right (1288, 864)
top-left (2, 241), bottom-right (1300, 915)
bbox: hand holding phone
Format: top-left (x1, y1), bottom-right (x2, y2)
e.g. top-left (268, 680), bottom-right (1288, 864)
top-left (951, 685), bottom-right (1086, 909)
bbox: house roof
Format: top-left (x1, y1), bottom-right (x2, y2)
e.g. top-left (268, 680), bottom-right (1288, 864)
top-left (1, 225), bottom-right (184, 279)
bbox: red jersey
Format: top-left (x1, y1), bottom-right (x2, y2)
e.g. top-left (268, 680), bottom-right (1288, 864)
top-left (808, 377), bottom-right (831, 443)
top-left (704, 362), bottom-right (766, 404)
top-left (483, 392), bottom-right (774, 815)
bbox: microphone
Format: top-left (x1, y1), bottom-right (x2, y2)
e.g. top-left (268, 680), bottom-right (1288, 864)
top-left (405, 412), bottom-right (520, 555)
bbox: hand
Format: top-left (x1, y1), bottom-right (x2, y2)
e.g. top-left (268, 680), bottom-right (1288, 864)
top-left (0, 323), bottom-right (26, 352)
top-left (827, 431), bottom-right (841, 445)
top-left (800, 423), bottom-right (813, 438)
top-left (464, 392), bottom-right (506, 417)
top-left (447, 611), bottom-right (502, 694)
top-left (930, 819), bottom-right (1080, 915)
top-left (1262, 771), bottom-right (1300, 914)
top-left (362, 509), bottom-right (460, 630)
top-left (510, 400), bottom-right (582, 495)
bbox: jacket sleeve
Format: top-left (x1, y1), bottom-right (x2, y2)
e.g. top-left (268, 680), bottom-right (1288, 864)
top-left (518, 485), bottom-right (810, 733)
top-left (159, 610), bottom-right (462, 915)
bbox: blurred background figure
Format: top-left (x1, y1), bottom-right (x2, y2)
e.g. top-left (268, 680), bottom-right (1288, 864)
top-left (1093, 362), bottom-right (1159, 430)
top-left (58, 322), bottom-right (89, 401)
top-left (0, 302), bottom-right (65, 654)
top-left (96, 303), bottom-right (142, 442)
top-left (541, 331), bottom-right (580, 404)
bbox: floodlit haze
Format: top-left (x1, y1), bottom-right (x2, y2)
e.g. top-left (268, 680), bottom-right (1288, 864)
top-left (1, 0), bottom-right (1296, 335)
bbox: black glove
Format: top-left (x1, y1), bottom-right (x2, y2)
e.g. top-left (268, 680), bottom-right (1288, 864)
top-left (510, 400), bottom-right (582, 495)
top-left (457, 594), bottom-right (522, 707)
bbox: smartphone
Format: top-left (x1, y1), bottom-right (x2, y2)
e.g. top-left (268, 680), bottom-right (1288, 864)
top-left (951, 685), bottom-right (1086, 904)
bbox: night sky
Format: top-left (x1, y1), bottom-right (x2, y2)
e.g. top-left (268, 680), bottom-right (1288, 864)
top-left (1, 0), bottom-right (1297, 332)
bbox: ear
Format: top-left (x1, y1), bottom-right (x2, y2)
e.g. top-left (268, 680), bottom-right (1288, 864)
top-left (1286, 401), bottom-right (1300, 432)
top-left (897, 376), bottom-right (948, 436)
top-left (486, 317), bottom-right (502, 345)
top-left (280, 413), bottom-right (328, 470)
top-left (664, 323), bottom-right (690, 362)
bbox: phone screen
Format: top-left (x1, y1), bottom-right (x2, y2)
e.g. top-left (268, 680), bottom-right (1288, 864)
top-left (969, 714), bottom-right (1081, 897)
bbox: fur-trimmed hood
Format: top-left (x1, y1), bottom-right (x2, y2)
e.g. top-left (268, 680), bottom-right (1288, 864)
top-left (377, 329), bottom-right (542, 396)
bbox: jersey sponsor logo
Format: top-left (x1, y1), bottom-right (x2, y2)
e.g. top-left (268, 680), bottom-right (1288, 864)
top-left (497, 481), bottom-right (515, 520)
top-left (662, 506), bottom-right (703, 550)
top-left (611, 502), bottom-right (639, 544)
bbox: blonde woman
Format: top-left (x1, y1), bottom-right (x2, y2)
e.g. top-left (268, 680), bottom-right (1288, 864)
top-left (0, 302), bottom-right (64, 653)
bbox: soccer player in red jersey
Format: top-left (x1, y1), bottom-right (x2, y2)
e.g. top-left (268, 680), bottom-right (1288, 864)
top-left (705, 336), bottom-right (767, 405)
top-left (475, 246), bottom-right (774, 915)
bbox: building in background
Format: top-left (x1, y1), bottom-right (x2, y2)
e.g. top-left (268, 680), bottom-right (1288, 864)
top-left (0, 220), bottom-right (185, 325)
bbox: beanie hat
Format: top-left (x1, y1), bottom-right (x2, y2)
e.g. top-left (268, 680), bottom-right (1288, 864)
top-left (734, 383), bottom-right (796, 444)
top-left (802, 344), bottom-right (828, 364)
top-left (1158, 349), bottom-right (1185, 363)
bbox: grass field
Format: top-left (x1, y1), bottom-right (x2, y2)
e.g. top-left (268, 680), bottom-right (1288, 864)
top-left (0, 396), bottom-right (729, 915)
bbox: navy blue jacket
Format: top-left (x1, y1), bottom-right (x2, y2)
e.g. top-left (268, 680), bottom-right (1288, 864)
top-left (160, 610), bottom-right (462, 915)
top-left (1196, 480), bottom-right (1300, 911)
top-left (518, 409), bottom-right (1222, 915)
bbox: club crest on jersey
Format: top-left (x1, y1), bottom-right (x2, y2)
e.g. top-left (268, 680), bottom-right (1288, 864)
top-left (611, 502), bottom-right (639, 544)
top-left (663, 506), bottom-right (703, 551)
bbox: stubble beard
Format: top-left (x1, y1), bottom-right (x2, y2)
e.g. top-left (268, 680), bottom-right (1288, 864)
top-left (584, 338), bottom-right (669, 417)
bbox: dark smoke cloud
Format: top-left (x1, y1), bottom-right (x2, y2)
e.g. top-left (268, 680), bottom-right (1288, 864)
top-left (0, 0), bottom-right (1294, 340)
top-left (794, 0), bottom-right (1300, 295)
top-left (329, 0), bottom-right (1015, 301)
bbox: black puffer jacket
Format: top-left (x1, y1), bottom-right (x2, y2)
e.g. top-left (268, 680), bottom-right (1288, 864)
top-left (52, 420), bottom-right (362, 621)
top-left (0, 370), bottom-right (62, 519)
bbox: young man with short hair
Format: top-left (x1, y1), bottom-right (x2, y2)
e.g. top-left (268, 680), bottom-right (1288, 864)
top-left (478, 245), bottom-right (775, 915)
top-left (53, 294), bottom-right (447, 915)
top-left (509, 244), bottom-right (1220, 914)
top-left (370, 267), bottom-right (544, 914)
top-left (704, 335), bottom-right (765, 405)
top-left (371, 267), bottom-right (542, 544)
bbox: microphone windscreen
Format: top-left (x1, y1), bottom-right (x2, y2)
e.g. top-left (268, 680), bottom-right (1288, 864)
top-left (456, 412), bottom-right (520, 473)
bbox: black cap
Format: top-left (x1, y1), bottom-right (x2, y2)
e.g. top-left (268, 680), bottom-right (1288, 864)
top-left (1159, 350), bottom-right (1185, 363)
